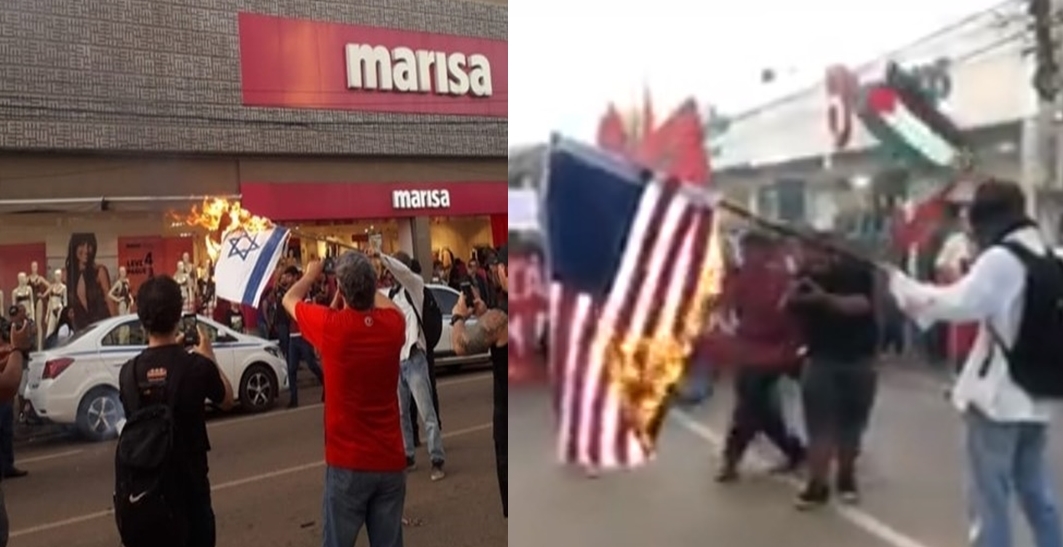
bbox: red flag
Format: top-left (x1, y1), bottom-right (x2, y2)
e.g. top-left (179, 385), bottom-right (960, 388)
top-left (596, 103), bottom-right (629, 154)
top-left (635, 99), bottom-right (711, 186)
top-left (642, 88), bottom-right (655, 143)
top-left (892, 181), bottom-right (955, 250)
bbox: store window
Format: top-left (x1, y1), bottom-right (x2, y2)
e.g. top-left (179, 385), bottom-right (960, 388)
top-left (429, 215), bottom-right (493, 265)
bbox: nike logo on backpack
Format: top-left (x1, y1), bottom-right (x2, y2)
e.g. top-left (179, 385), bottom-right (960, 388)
top-left (129, 491), bottom-right (149, 503)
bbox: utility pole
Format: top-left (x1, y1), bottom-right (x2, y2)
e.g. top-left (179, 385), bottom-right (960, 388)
top-left (1025, 0), bottom-right (1063, 240)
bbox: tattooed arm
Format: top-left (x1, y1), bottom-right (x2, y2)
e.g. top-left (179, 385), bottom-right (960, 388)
top-left (452, 309), bottom-right (508, 355)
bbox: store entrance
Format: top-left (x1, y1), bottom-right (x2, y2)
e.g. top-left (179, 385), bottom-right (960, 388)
top-left (284, 219), bottom-right (404, 260)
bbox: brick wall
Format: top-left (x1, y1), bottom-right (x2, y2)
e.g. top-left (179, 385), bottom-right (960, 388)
top-left (0, 0), bottom-right (506, 156)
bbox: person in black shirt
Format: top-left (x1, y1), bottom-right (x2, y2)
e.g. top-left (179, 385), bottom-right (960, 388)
top-left (451, 244), bottom-right (509, 519)
top-left (271, 267), bottom-right (299, 358)
top-left (118, 276), bottom-right (234, 547)
top-left (786, 235), bottom-right (878, 510)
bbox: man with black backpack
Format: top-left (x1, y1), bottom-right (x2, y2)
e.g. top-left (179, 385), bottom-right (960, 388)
top-left (113, 276), bottom-right (235, 547)
top-left (378, 251), bottom-right (446, 482)
top-left (405, 258), bottom-right (442, 448)
top-left (888, 179), bottom-right (1063, 547)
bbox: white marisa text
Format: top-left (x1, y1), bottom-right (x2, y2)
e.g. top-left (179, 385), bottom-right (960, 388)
top-left (345, 44), bottom-right (492, 97)
top-left (392, 189), bottom-right (452, 210)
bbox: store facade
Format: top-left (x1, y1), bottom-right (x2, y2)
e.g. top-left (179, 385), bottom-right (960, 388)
top-left (0, 1), bottom-right (507, 311)
top-left (710, 2), bottom-right (1034, 237)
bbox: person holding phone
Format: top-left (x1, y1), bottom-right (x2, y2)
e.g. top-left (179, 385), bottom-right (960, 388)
top-left (451, 244), bottom-right (509, 519)
top-left (282, 254), bottom-right (408, 547)
top-left (117, 276), bottom-right (235, 547)
top-left (376, 250), bottom-right (447, 481)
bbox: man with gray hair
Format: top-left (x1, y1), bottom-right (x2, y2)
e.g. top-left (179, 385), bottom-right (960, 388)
top-left (282, 253), bottom-right (408, 547)
top-left (377, 250), bottom-right (446, 481)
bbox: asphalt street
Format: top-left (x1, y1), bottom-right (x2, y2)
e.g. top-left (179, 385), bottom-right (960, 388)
top-left (511, 363), bottom-right (1063, 547)
top-left (4, 368), bottom-right (505, 547)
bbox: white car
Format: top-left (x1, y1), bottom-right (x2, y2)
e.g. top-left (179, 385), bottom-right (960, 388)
top-left (23, 314), bottom-right (289, 442)
top-left (381, 284), bottom-right (490, 367)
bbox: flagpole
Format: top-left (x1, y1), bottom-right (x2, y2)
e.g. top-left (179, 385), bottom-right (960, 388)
top-left (548, 134), bottom-right (887, 270)
top-left (285, 228), bottom-right (360, 252)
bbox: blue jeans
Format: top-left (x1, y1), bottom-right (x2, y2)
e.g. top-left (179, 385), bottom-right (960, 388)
top-left (965, 409), bottom-right (1063, 547)
top-left (322, 466), bottom-right (405, 547)
top-left (287, 335), bottom-right (324, 406)
top-left (398, 348), bottom-right (445, 464)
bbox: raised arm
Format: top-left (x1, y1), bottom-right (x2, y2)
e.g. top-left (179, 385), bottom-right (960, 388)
top-left (889, 247), bottom-right (1022, 325)
top-left (378, 254), bottom-right (425, 296)
top-left (452, 308), bottom-right (508, 355)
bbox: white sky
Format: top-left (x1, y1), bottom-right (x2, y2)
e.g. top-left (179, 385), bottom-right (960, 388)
top-left (509, 0), bottom-right (1010, 148)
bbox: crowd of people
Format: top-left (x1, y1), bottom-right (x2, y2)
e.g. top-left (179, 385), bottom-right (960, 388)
top-left (0, 241), bottom-right (509, 547)
top-left (672, 179), bottom-right (1063, 547)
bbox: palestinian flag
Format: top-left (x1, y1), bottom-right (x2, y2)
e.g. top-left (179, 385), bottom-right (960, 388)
top-left (856, 63), bottom-right (968, 169)
top-left (862, 85), bottom-right (960, 167)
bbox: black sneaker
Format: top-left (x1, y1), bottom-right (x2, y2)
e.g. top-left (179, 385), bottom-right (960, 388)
top-left (836, 474), bottom-right (860, 504)
top-left (794, 481), bottom-right (830, 511)
top-left (769, 450), bottom-right (806, 475)
top-left (405, 457), bottom-right (416, 471)
top-left (714, 464), bottom-right (739, 484)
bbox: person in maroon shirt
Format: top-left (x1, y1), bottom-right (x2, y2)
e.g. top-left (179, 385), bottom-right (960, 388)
top-left (281, 253), bottom-right (407, 547)
top-left (716, 232), bottom-right (807, 483)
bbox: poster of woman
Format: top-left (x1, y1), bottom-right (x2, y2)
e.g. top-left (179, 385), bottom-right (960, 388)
top-left (65, 233), bottom-right (114, 330)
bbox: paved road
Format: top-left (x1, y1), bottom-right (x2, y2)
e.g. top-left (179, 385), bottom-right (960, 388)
top-left (511, 364), bottom-right (1062, 547)
top-left (5, 369), bottom-right (505, 547)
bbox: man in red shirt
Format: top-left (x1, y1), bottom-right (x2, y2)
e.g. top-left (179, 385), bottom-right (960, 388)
top-left (281, 252), bottom-right (407, 547)
top-left (715, 232), bottom-right (807, 482)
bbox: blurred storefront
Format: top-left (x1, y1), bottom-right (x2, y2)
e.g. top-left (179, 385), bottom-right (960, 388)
top-left (0, 2), bottom-right (506, 312)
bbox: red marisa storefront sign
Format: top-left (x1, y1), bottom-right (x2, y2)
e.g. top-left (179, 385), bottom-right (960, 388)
top-left (237, 13), bottom-right (508, 117)
top-left (240, 181), bottom-right (508, 243)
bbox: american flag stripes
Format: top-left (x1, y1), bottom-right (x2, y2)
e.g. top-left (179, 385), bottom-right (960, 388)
top-left (544, 139), bottom-right (718, 472)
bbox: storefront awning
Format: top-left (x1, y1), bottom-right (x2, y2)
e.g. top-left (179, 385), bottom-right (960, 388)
top-left (0, 195), bottom-right (240, 215)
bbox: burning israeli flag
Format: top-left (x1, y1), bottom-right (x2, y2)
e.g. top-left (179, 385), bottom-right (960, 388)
top-left (214, 227), bottom-right (291, 307)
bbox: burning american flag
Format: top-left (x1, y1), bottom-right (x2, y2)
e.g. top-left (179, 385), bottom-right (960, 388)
top-left (544, 138), bottom-right (722, 472)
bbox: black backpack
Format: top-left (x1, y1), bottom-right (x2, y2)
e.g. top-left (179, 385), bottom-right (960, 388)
top-left (390, 286), bottom-right (443, 353)
top-left (983, 241), bottom-right (1063, 398)
top-left (113, 357), bottom-right (187, 547)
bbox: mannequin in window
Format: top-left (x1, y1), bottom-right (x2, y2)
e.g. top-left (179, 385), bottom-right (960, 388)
top-left (11, 273), bottom-right (33, 326)
top-left (108, 266), bottom-right (134, 316)
top-left (174, 260), bottom-right (195, 314)
top-left (27, 261), bottom-right (50, 349)
top-left (182, 252), bottom-right (197, 305)
top-left (197, 260), bottom-right (216, 316)
top-left (45, 269), bottom-right (67, 339)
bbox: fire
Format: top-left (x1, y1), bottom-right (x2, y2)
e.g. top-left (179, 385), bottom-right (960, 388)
top-left (175, 198), bottom-right (273, 261)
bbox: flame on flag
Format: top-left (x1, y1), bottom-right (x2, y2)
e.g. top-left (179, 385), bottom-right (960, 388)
top-left (174, 198), bottom-right (274, 261)
top-left (602, 207), bottom-right (728, 451)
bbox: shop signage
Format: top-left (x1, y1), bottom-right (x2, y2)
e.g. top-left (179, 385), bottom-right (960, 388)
top-left (345, 45), bottom-right (492, 97)
top-left (391, 189), bottom-right (452, 210)
top-left (238, 13), bottom-right (507, 117)
top-left (824, 65), bottom-right (859, 150)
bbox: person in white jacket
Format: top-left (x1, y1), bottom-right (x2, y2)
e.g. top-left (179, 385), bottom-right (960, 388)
top-left (887, 179), bottom-right (1063, 547)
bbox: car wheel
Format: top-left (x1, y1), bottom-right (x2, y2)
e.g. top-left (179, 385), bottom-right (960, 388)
top-left (239, 364), bottom-right (277, 413)
top-left (76, 387), bottom-right (124, 442)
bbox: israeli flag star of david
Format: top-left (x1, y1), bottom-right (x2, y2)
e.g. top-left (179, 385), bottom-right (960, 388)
top-left (214, 226), bottom-right (290, 307)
